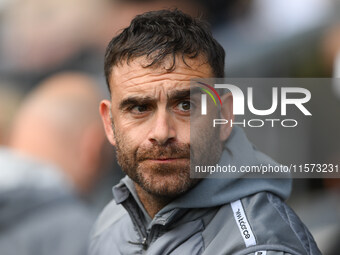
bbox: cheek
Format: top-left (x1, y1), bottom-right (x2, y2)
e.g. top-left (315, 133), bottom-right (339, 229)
top-left (175, 120), bottom-right (190, 143)
top-left (190, 109), bottom-right (220, 142)
top-left (112, 110), bottom-right (149, 141)
top-left (115, 124), bottom-right (145, 151)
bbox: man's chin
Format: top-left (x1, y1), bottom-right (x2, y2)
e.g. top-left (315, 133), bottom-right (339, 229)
top-left (134, 163), bottom-right (197, 198)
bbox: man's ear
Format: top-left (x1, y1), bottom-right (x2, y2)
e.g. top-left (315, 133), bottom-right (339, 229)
top-left (219, 93), bottom-right (234, 142)
top-left (99, 100), bottom-right (116, 146)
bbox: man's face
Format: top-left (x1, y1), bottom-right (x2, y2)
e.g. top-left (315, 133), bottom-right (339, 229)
top-left (100, 56), bottom-right (231, 198)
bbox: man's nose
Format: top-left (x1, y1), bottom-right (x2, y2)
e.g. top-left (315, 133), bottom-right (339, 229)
top-left (148, 109), bottom-right (176, 145)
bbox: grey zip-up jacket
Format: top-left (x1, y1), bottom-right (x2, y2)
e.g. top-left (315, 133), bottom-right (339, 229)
top-left (90, 127), bottom-right (321, 255)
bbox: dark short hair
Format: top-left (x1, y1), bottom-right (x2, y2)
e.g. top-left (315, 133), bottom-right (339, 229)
top-left (104, 9), bottom-right (225, 93)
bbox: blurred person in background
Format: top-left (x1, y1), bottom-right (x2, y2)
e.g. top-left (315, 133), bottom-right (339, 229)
top-left (0, 72), bottom-right (107, 255)
top-left (0, 82), bottom-right (23, 145)
top-left (9, 72), bottom-right (106, 194)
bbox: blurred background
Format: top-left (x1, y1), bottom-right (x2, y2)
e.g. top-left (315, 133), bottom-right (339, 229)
top-left (0, 0), bottom-right (339, 254)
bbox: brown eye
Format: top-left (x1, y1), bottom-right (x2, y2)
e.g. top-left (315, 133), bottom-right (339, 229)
top-left (177, 101), bottom-right (190, 111)
top-left (131, 105), bottom-right (149, 114)
top-left (136, 105), bottom-right (147, 112)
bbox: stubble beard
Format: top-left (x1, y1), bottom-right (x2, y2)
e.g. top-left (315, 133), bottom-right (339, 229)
top-left (112, 123), bottom-right (199, 198)
top-left (112, 121), bottom-right (222, 199)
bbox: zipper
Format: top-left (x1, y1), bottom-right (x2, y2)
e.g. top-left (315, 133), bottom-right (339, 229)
top-left (128, 237), bottom-right (147, 250)
top-left (122, 197), bottom-right (149, 250)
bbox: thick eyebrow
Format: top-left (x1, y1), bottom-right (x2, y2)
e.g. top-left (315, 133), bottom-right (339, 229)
top-left (167, 88), bottom-right (201, 101)
top-left (119, 88), bottom-right (201, 110)
top-left (119, 96), bottom-right (155, 110)
top-left (167, 89), bottom-right (190, 101)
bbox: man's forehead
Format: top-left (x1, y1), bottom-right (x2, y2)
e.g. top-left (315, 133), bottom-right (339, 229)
top-left (109, 55), bottom-right (213, 89)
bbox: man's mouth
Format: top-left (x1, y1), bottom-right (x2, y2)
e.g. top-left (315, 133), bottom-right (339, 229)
top-left (143, 157), bottom-right (189, 163)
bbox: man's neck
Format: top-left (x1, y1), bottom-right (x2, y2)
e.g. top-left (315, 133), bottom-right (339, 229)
top-left (134, 183), bottom-right (173, 219)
